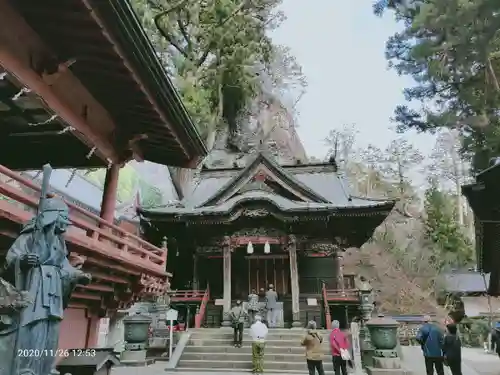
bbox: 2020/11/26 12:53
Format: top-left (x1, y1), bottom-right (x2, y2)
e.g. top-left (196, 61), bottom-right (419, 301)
top-left (17, 349), bottom-right (97, 357)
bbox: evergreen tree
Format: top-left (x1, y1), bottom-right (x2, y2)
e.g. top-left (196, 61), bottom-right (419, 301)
top-left (131, 0), bottom-right (306, 150)
top-left (374, 0), bottom-right (500, 172)
top-left (423, 180), bottom-right (474, 269)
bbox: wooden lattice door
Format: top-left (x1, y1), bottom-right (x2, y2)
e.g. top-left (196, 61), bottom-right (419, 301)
top-left (246, 255), bottom-right (290, 296)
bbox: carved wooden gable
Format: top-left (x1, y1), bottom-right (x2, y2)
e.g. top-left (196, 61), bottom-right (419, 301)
top-left (227, 165), bottom-right (308, 202)
top-left (198, 153), bottom-right (330, 208)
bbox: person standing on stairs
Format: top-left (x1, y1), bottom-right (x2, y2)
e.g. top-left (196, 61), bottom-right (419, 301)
top-left (230, 300), bottom-right (247, 348)
top-left (250, 314), bottom-right (268, 373)
top-left (301, 320), bottom-right (325, 375)
top-left (329, 320), bottom-right (350, 375)
top-left (248, 289), bottom-right (260, 324)
top-left (265, 284), bottom-right (279, 328)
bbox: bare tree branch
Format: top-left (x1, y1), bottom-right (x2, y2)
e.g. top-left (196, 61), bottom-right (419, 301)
top-left (153, 0), bottom-right (190, 59)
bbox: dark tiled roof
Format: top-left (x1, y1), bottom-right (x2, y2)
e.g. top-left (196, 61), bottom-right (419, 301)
top-left (140, 152), bottom-right (395, 217)
top-left (23, 169), bottom-right (121, 218)
top-left (439, 272), bottom-right (490, 293)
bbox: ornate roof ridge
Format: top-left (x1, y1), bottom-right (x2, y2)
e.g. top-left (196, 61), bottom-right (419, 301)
top-left (197, 152), bottom-right (331, 207)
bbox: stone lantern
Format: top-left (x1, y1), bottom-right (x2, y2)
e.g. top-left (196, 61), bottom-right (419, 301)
top-left (120, 311), bottom-right (152, 365)
top-left (365, 314), bottom-right (409, 375)
top-left (358, 277), bottom-right (375, 368)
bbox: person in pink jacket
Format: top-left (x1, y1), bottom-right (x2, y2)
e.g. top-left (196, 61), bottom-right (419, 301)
top-left (329, 320), bottom-right (349, 375)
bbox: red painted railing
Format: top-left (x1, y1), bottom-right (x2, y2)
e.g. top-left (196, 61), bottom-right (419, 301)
top-left (324, 289), bottom-right (359, 301)
top-left (322, 282), bottom-right (332, 329)
top-left (194, 285), bottom-right (210, 328)
top-left (0, 165), bottom-right (167, 276)
top-left (170, 289), bottom-right (206, 302)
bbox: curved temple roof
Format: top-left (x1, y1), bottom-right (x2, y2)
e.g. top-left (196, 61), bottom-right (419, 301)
top-left (139, 152), bottom-right (396, 219)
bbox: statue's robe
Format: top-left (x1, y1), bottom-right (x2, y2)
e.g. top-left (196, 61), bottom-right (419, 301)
top-left (4, 222), bottom-right (82, 375)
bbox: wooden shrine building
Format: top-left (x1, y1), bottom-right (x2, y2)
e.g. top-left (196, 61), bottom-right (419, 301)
top-left (462, 160), bottom-right (500, 296)
top-left (139, 153), bottom-right (395, 328)
top-left (0, 0), bottom-right (207, 348)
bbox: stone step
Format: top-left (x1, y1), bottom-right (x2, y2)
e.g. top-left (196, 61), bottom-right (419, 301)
top-left (189, 329), bottom-right (331, 339)
top-left (190, 332), bottom-right (326, 340)
top-left (174, 367), bottom-right (339, 374)
top-left (184, 345), bottom-right (318, 355)
top-left (188, 338), bottom-right (331, 348)
top-left (177, 359), bottom-right (337, 372)
top-left (181, 351), bottom-right (335, 366)
top-left (189, 328), bottom-right (329, 334)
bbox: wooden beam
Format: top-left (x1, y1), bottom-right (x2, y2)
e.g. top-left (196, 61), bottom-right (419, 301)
top-left (72, 292), bottom-right (101, 301)
top-left (78, 283), bottom-right (114, 293)
top-left (90, 271), bottom-right (128, 284)
top-left (0, 0), bottom-right (120, 163)
top-left (80, 0), bottom-right (189, 160)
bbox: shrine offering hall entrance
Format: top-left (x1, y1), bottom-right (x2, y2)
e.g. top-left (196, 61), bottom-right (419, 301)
top-left (200, 253), bottom-right (291, 299)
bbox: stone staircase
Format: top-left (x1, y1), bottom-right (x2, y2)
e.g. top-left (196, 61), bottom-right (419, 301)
top-left (176, 328), bottom-right (341, 373)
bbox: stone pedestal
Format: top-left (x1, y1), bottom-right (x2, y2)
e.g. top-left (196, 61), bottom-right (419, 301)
top-left (221, 312), bottom-right (232, 328)
top-left (365, 315), bottom-right (413, 375)
top-left (366, 351), bottom-right (412, 375)
top-left (120, 349), bottom-right (147, 365)
top-left (106, 311), bottom-right (128, 353)
top-left (291, 312), bottom-right (302, 328)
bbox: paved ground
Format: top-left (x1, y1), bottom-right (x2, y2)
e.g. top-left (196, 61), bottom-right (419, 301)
top-left (112, 362), bottom-right (293, 375)
top-left (112, 347), bottom-right (500, 375)
top-left (401, 346), bottom-right (500, 375)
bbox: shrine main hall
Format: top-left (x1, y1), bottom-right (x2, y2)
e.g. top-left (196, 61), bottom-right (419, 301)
top-left (139, 153), bottom-right (395, 328)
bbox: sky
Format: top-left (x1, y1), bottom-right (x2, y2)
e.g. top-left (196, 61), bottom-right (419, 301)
top-left (270, 0), bottom-right (436, 160)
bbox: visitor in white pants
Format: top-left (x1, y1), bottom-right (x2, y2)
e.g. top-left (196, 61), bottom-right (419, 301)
top-left (266, 308), bottom-right (279, 327)
top-left (265, 284), bottom-right (279, 327)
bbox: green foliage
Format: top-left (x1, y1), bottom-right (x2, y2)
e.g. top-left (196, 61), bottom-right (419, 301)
top-left (85, 166), bottom-right (164, 206)
top-left (423, 181), bottom-right (474, 268)
top-left (130, 0), bottom-right (304, 148)
top-left (138, 179), bottom-right (164, 208)
top-left (375, 0), bottom-right (500, 172)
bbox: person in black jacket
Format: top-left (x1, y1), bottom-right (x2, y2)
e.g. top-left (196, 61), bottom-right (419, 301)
top-left (493, 325), bottom-right (500, 358)
top-left (442, 324), bottom-right (462, 375)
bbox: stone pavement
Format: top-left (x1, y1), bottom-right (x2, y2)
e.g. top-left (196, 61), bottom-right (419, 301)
top-left (401, 346), bottom-right (500, 375)
top-left (111, 362), bottom-right (299, 375)
top-left (111, 347), bottom-right (500, 375)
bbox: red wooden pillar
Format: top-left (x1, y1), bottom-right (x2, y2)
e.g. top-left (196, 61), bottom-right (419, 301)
top-left (100, 164), bottom-right (120, 223)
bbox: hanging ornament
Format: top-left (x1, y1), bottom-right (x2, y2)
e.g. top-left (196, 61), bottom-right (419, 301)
top-left (57, 126), bottom-right (74, 134)
top-left (247, 241), bottom-right (254, 254)
top-left (264, 241), bottom-right (270, 254)
top-left (86, 146), bottom-right (97, 159)
top-left (28, 114), bottom-right (58, 127)
top-left (11, 87), bottom-right (31, 101)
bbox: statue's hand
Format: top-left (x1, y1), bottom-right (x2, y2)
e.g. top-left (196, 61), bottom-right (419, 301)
top-left (78, 272), bottom-right (92, 285)
top-left (21, 254), bottom-right (39, 267)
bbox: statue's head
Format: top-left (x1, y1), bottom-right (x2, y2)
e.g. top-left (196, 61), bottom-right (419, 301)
top-left (40, 197), bottom-right (71, 232)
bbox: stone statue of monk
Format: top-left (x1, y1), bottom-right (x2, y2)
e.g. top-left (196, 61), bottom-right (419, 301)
top-left (2, 196), bottom-right (91, 375)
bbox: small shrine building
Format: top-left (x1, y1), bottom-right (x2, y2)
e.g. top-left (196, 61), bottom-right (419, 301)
top-left (139, 153), bottom-right (395, 328)
top-left (462, 160), bottom-right (500, 296)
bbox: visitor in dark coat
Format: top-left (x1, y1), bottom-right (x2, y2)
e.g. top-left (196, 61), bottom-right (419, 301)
top-left (416, 315), bottom-right (444, 375)
top-left (442, 324), bottom-right (462, 375)
top-left (493, 324), bottom-right (500, 358)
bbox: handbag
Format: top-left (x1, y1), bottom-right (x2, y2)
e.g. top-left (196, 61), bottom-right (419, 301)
top-left (332, 333), bottom-right (351, 361)
top-left (340, 348), bottom-right (351, 361)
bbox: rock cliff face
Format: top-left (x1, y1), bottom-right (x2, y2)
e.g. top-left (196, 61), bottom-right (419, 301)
top-left (171, 99), bottom-right (307, 197)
